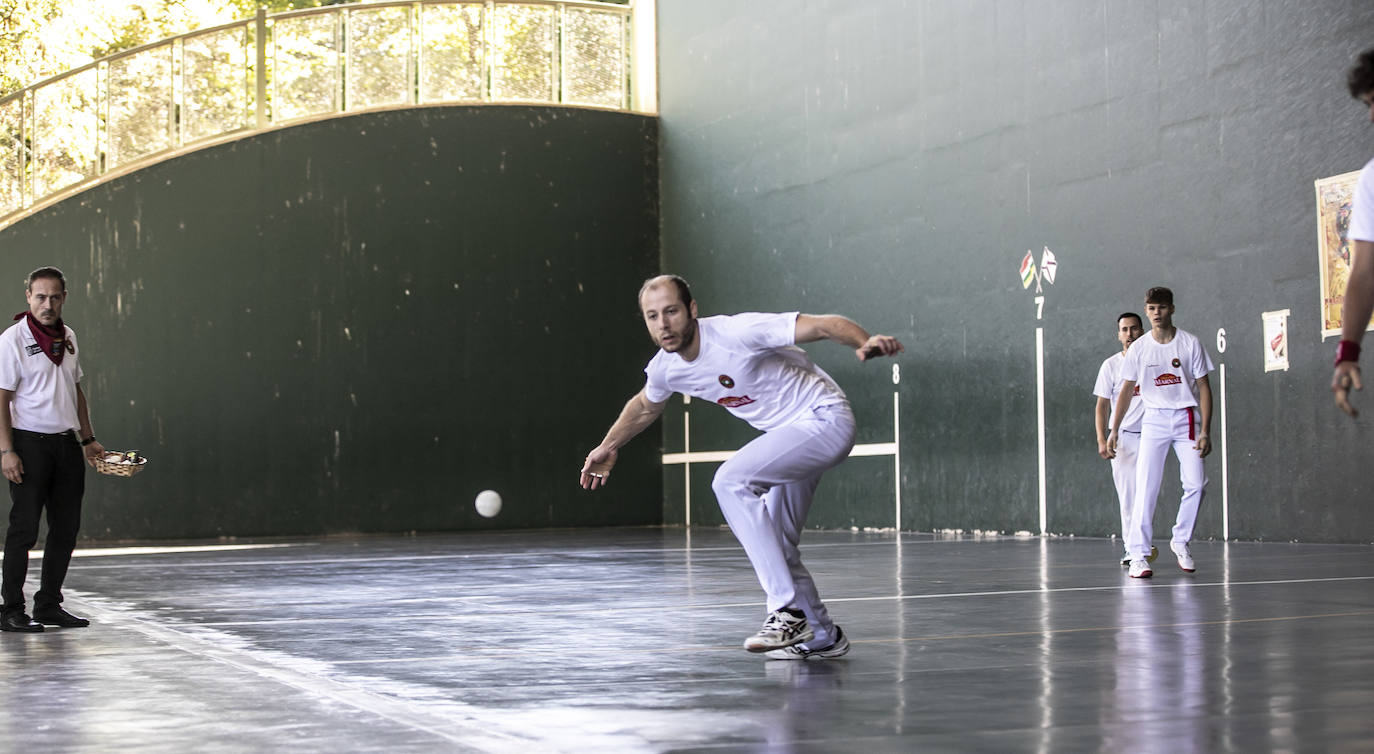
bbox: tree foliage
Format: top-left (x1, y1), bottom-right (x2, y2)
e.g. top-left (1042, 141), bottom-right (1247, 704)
top-left (0, 0), bottom-right (341, 98)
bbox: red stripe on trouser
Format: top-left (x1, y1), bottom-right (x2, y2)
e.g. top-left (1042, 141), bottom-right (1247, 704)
top-left (1186, 406), bottom-right (1195, 441)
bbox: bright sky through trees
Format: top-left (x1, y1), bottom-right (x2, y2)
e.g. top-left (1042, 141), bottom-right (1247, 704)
top-left (0, 0), bottom-right (343, 96)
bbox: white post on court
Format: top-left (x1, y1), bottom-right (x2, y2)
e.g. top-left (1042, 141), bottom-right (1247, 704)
top-left (1216, 328), bottom-right (1228, 541)
top-left (1035, 320), bottom-right (1047, 535)
top-left (1221, 362), bottom-right (1229, 541)
top-left (892, 363), bottom-right (902, 531)
top-left (682, 395), bottom-right (691, 527)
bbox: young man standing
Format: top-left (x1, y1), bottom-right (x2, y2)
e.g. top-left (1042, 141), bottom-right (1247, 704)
top-left (579, 275), bottom-right (903, 659)
top-left (1093, 312), bottom-right (1155, 566)
top-left (1333, 47), bottom-right (1374, 416)
top-left (1107, 287), bottom-right (1214, 579)
top-left (0, 267), bottom-right (106, 632)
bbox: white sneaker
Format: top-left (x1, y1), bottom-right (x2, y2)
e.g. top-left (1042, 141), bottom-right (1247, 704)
top-left (764, 626), bottom-right (851, 660)
top-left (744, 609), bottom-right (813, 653)
top-left (1172, 542), bottom-right (1195, 573)
top-left (1122, 546), bottom-right (1158, 565)
top-left (1128, 558), bottom-right (1153, 578)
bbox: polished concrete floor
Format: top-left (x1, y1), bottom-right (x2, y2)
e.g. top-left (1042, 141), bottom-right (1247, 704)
top-left (3, 529), bottom-right (1373, 753)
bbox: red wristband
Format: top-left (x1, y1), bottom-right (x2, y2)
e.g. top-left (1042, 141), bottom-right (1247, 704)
top-left (1335, 340), bottom-right (1361, 366)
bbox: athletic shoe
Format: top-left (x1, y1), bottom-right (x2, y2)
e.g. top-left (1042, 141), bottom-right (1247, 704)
top-left (743, 609), bottom-right (813, 652)
top-left (1121, 546), bottom-right (1157, 566)
top-left (765, 626), bottom-right (851, 660)
top-left (1128, 558), bottom-right (1153, 579)
top-left (1172, 542), bottom-right (1196, 573)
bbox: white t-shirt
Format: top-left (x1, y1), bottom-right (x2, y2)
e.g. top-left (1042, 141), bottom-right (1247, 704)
top-left (0, 319), bottom-right (84, 434)
top-left (643, 312), bottom-right (847, 432)
top-left (1120, 327), bottom-right (1214, 410)
top-left (1348, 157), bottom-right (1374, 242)
top-left (1093, 351), bottom-right (1143, 432)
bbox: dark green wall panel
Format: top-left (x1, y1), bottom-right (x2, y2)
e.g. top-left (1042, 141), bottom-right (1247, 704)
top-left (0, 105), bottom-right (661, 539)
top-left (657, 0), bottom-right (1374, 542)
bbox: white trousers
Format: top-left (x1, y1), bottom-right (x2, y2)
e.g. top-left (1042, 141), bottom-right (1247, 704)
top-left (712, 403), bottom-right (856, 647)
top-left (1127, 407), bottom-right (1207, 558)
top-left (1111, 430), bottom-right (1140, 543)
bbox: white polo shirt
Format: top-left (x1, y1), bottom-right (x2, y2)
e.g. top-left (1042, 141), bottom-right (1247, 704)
top-left (0, 319), bottom-right (84, 434)
top-left (1348, 157), bottom-right (1374, 242)
top-left (1093, 351), bottom-right (1143, 433)
top-left (643, 312), bottom-right (847, 432)
top-left (1120, 327), bottom-right (1213, 410)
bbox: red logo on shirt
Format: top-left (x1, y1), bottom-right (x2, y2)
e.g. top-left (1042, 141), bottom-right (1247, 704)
top-left (1154, 373), bottom-right (1183, 387)
top-left (717, 395), bottom-right (756, 409)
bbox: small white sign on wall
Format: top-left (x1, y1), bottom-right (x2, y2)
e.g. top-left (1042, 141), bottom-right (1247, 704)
top-left (1263, 309), bottom-right (1290, 372)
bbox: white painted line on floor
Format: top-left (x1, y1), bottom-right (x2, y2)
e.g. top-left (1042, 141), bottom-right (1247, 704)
top-left (62, 591), bottom-right (536, 751)
top-left (173, 574), bottom-right (1374, 629)
top-left (63, 538), bottom-right (942, 569)
top-left (37, 543), bottom-right (305, 559)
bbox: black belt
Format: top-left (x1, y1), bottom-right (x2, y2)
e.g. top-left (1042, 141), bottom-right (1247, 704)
top-left (12, 428), bottom-right (77, 441)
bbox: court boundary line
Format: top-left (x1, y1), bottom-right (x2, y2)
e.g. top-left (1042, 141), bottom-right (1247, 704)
top-left (61, 590), bottom-right (540, 752)
top-left (168, 574), bottom-right (1374, 628)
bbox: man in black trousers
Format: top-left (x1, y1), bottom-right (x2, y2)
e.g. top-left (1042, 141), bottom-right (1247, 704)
top-left (0, 266), bottom-right (106, 632)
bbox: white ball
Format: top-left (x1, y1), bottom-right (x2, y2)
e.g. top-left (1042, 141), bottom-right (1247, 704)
top-left (475, 490), bottom-right (502, 518)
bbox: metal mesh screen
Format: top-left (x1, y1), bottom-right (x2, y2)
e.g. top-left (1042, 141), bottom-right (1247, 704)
top-left (0, 97), bottom-right (22, 215)
top-left (347, 7), bottom-right (412, 110)
top-left (106, 44), bottom-right (174, 168)
top-left (32, 69), bottom-right (99, 197)
top-left (183, 27), bottom-right (252, 143)
top-left (273, 14), bottom-right (339, 122)
top-left (491, 4), bottom-right (555, 102)
top-left (563, 8), bottom-right (625, 109)
top-left (420, 3), bottom-right (485, 103)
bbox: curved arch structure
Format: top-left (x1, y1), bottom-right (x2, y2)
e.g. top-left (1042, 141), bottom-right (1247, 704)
top-left (0, 0), bottom-right (655, 232)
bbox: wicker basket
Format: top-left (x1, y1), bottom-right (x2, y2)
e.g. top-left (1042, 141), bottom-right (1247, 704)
top-left (95, 452), bottom-right (148, 477)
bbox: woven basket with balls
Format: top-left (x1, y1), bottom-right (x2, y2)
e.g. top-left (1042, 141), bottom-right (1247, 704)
top-left (95, 450), bottom-right (148, 477)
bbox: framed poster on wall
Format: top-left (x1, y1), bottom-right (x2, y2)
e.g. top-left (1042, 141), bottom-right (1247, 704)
top-left (1316, 169), bottom-right (1374, 339)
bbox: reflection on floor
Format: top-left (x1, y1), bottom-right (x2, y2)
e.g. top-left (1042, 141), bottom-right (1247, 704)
top-left (3, 528), bottom-right (1373, 752)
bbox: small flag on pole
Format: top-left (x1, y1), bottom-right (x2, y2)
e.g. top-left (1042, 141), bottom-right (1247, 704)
top-left (1019, 251), bottom-right (1036, 289)
top-left (1040, 247), bottom-right (1058, 286)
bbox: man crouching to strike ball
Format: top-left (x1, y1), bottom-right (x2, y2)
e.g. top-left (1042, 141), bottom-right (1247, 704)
top-left (579, 275), bottom-right (903, 659)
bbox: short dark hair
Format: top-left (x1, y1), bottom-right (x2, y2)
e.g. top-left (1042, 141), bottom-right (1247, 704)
top-left (1349, 47), bottom-right (1374, 99)
top-left (1117, 312), bottom-right (1142, 327)
top-left (638, 274), bottom-right (693, 310)
top-left (1145, 287), bottom-right (1173, 306)
top-left (26, 266), bottom-right (66, 292)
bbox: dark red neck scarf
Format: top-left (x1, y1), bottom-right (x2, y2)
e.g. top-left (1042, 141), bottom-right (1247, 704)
top-left (14, 311), bottom-right (71, 365)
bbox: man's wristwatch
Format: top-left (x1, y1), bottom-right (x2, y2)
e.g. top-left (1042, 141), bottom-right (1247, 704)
top-left (80, 435), bottom-right (96, 446)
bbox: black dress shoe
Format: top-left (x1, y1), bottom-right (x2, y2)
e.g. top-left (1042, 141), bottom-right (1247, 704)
top-left (32, 606), bottom-right (89, 628)
top-left (1, 612), bottom-right (44, 632)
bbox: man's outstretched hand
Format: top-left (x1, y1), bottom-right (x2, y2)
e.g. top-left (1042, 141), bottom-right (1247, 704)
top-left (858, 335), bottom-right (904, 362)
top-left (580, 446), bottom-right (618, 490)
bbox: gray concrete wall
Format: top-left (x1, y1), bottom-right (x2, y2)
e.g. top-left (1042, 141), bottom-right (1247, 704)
top-left (656, 0), bottom-right (1374, 542)
top-left (0, 105), bottom-right (662, 539)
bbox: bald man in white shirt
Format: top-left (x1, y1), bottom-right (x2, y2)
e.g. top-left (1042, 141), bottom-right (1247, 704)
top-left (580, 275), bottom-right (903, 660)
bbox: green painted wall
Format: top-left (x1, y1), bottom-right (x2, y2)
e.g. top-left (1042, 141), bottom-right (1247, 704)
top-left (657, 0), bottom-right (1374, 542)
top-left (0, 105), bottom-right (661, 539)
